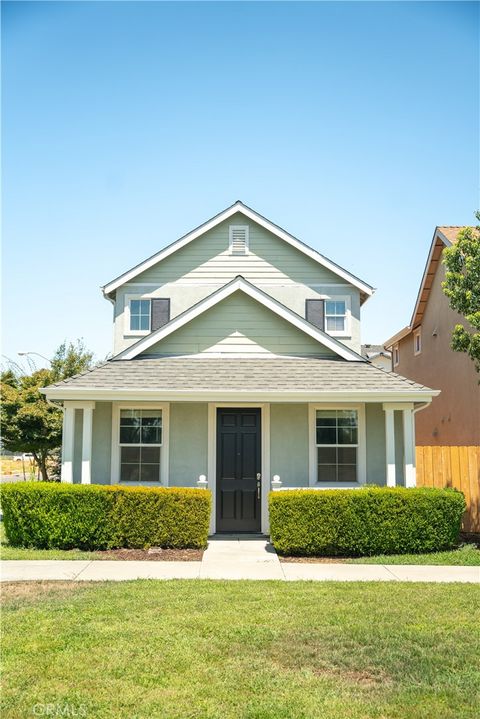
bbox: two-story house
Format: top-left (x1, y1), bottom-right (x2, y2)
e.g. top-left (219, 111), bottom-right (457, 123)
top-left (43, 202), bottom-right (438, 534)
top-left (385, 226), bottom-right (480, 532)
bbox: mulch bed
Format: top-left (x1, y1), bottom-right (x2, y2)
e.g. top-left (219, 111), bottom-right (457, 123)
top-left (94, 548), bottom-right (204, 561)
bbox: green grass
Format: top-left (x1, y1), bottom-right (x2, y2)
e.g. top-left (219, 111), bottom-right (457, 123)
top-left (0, 525), bottom-right (97, 560)
top-left (347, 543), bottom-right (480, 566)
top-left (2, 581), bottom-right (479, 719)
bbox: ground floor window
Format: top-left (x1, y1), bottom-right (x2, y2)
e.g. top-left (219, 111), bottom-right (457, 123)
top-left (119, 409), bottom-right (162, 482)
top-left (316, 409), bottom-right (358, 482)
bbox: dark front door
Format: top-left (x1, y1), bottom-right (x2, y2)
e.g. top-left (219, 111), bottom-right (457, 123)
top-left (216, 408), bottom-right (261, 533)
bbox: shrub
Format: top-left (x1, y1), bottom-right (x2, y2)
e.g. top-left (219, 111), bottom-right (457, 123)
top-left (0, 482), bottom-right (211, 550)
top-left (268, 487), bottom-right (466, 556)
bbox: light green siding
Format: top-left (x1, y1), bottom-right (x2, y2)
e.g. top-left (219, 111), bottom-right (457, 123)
top-left (270, 404), bottom-right (310, 487)
top-left (134, 213), bottom-right (341, 286)
top-left (169, 403), bottom-right (208, 487)
top-left (112, 213), bottom-right (362, 355)
top-left (142, 291), bottom-right (334, 357)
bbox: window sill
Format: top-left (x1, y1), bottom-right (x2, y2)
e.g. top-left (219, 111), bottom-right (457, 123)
top-left (124, 331), bottom-right (150, 337)
top-left (313, 482), bottom-right (362, 490)
top-left (118, 481), bottom-right (162, 487)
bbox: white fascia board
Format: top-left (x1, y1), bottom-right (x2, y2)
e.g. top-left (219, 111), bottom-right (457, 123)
top-left (408, 228), bottom-right (451, 329)
top-left (113, 276), bottom-right (364, 362)
top-left (41, 387), bottom-right (439, 403)
top-left (102, 201), bottom-right (374, 297)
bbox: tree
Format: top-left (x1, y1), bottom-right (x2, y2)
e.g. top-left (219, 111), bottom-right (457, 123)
top-left (0, 340), bottom-right (95, 481)
top-left (442, 213), bottom-right (480, 373)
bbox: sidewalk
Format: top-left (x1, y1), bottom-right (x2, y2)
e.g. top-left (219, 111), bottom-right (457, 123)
top-left (1, 537), bottom-right (479, 583)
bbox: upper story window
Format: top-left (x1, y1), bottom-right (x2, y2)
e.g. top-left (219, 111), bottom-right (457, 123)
top-left (325, 299), bottom-right (349, 336)
top-left (414, 328), bottom-right (421, 356)
top-left (393, 343), bottom-right (400, 367)
top-left (229, 225), bottom-right (249, 255)
top-left (130, 299), bottom-right (151, 332)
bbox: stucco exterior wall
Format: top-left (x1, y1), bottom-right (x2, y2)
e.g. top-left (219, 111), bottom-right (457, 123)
top-left (169, 403), bottom-right (208, 486)
top-left (395, 261), bottom-right (480, 445)
top-left (81, 401), bottom-right (407, 488)
top-left (270, 404), bottom-right (310, 487)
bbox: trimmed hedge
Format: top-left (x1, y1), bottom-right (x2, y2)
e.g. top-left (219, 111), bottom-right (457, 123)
top-left (268, 487), bottom-right (466, 556)
top-left (0, 483), bottom-right (211, 550)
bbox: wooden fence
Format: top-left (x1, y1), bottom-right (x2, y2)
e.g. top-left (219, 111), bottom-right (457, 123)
top-left (416, 446), bottom-right (480, 533)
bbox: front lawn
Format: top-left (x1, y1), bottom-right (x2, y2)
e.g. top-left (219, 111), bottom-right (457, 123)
top-left (348, 543), bottom-right (480, 566)
top-left (2, 580), bottom-right (479, 719)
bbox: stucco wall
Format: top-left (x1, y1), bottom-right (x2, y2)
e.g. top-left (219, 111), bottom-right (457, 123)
top-left (395, 261), bottom-right (480, 445)
top-left (169, 403), bottom-right (208, 486)
top-left (270, 404), bottom-right (310, 487)
top-left (84, 401), bottom-right (403, 488)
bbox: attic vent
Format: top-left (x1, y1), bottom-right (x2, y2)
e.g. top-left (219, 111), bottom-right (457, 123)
top-left (229, 225), bottom-right (249, 255)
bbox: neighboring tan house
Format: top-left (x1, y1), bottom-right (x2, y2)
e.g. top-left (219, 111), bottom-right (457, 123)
top-left (385, 226), bottom-right (480, 531)
top-left (42, 202), bottom-right (437, 534)
top-left (361, 344), bottom-right (391, 371)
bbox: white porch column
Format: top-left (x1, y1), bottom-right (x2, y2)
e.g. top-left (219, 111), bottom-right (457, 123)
top-left (383, 407), bottom-right (396, 487)
top-left (61, 405), bottom-right (75, 483)
top-left (402, 407), bottom-right (416, 488)
top-left (81, 404), bottom-right (95, 484)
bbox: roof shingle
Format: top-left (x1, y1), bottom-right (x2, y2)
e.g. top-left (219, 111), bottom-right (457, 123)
top-left (45, 356), bottom-right (434, 394)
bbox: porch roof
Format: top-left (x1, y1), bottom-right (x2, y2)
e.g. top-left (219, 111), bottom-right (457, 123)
top-left (42, 357), bottom-right (438, 402)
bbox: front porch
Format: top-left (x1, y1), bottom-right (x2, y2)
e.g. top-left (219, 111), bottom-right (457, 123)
top-left (59, 398), bottom-right (419, 535)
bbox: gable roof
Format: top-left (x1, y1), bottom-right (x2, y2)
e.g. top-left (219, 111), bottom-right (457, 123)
top-left (384, 225), bottom-right (470, 348)
top-left (102, 201), bottom-right (374, 300)
top-left (113, 275), bottom-right (366, 362)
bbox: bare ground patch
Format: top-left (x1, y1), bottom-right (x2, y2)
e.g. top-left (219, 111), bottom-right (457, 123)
top-left (1, 581), bottom-right (87, 605)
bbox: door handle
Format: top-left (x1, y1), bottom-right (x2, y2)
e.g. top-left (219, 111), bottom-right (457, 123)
top-left (256, 473), bottom-right (261, 500)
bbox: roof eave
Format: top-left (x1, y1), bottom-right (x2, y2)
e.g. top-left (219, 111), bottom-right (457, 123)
top-left (101, 201), bottom-right (375, 297)
top-left (41, 386), bottom-right (440, 403)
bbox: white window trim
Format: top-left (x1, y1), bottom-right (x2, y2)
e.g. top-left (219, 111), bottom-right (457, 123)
top-left (228, 225), bottom-right (250, 255)
top-left (308, 403), bottom-right (366, 487)
top-left (124, 294), bottom-right (151, 337)
top-left (393, 343), bottom-right (400, 368)
top-left (413, 328), bottom-right (422, 356)
top-left (111, 402), bottom-right (170, 485)
top-left (324, 295), bottom-right (351, 337)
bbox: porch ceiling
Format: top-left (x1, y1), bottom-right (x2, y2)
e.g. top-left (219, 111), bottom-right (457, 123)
top-left (42, 356), bottom-right (437, 401)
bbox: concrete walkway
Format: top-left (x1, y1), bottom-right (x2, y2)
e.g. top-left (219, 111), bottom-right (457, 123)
top-left (1, 537), bottom-right (479, 583)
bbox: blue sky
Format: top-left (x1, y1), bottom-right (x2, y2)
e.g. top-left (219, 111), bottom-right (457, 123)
top-left (2, 1), bottom-right (478, 368)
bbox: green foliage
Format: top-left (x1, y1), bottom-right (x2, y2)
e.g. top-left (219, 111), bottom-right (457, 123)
top-left (0, 340), bottom-right (95, 480)
top-left (50, 340), bottom-right (95, 382)
top-left (268, 487), bottom-right (465, 556)
top-left (442, 214), bottom-right (480, 372)
top-left (1, 369), bottom-right (63, 480)
top-left (0, 483), bottom-right (212, 550)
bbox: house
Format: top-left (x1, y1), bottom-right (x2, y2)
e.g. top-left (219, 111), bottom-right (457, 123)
top-left (384, 226), bottom-right (480, 531)
top-left (384, 226), bottom-right (480, 446)
top-left (42, 202), bottom-right (438, 534)
top-left (361, 344), bottom-right (391, 371)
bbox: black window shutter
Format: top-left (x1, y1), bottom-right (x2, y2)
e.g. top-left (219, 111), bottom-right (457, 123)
top-left (305, 299), bottom-right (325, 331)
top-left (151, 299), bottom-right (170, 332)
